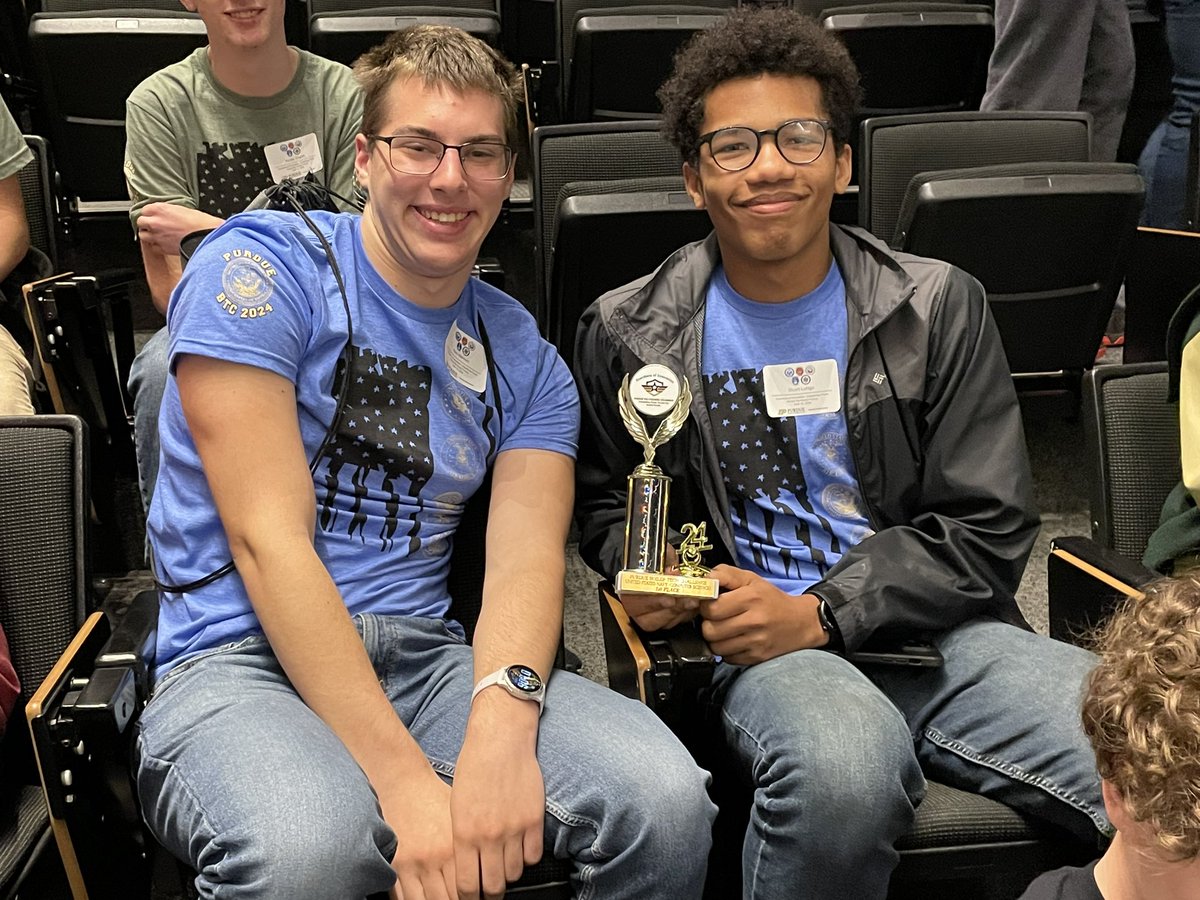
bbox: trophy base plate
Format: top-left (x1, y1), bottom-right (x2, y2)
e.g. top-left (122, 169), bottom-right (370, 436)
top-left (615, 570), bottom-right (720, 599)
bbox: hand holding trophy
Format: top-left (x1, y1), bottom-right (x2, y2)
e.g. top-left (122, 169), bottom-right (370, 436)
top-left (616, 365), bottom-right (720, 600)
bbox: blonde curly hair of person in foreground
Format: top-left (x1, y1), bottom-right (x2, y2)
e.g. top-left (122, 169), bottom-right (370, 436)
top-left (1020, 575), bottom-right (1200, 899)
top-left (1083, 575), bottom-right (1200, 866)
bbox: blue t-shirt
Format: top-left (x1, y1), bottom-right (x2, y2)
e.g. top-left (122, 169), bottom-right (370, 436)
top-left (148, 210), bottom-right (580, 677)
top-left (702, 262), bottom-right (873, 594)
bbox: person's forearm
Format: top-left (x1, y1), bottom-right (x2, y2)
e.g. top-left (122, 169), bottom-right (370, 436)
top-left (470, 552), bottom-right (563, 689)
top-left (234, 535), bottom-right (433, 785)
top-left (0, 209), bottom-right (29, 284)
top-left (140, 240), bottom-right (182, 316)
top-left (463, 450), bottom-right (572, 745)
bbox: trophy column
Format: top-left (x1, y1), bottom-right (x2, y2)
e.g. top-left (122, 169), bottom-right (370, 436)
top-left (614, 365), bottom-right (719, 600)
top-left (623, 464), bottom-right (671, 574)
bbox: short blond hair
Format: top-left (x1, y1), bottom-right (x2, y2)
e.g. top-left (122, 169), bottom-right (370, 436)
top-left (1083, 576), bottom-right (1200, 860)
top-left (353, 25), bottom-right (523, 149)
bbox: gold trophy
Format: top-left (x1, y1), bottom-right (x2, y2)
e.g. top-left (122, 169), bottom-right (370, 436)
top-left (615, 365), bottom-right (720, 600)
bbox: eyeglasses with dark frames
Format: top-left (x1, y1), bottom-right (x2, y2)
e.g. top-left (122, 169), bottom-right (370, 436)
top-left (368, 134), bottom-right (514, 181)
top-left (697, 119), bottom-right (832, 172)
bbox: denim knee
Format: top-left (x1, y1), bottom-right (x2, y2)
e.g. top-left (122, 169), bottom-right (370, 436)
top-left (718, 652), bottom-right (924, 827)
top-left (620, 739), bottom-right (715, 860)
top-left (208, 799), bottom-right (396, 899)
top-left (539, 683), bottom-right (715, 898)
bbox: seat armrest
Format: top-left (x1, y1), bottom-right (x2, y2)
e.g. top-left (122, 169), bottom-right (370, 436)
top-left (28, 597), bottom-right (159, 899)
top-left (598, 582), bottom-right (714, 726)
top-left (94, 590), bottom-right (157, 702)
top-left (1047, 535), bottom-right (1156, 644)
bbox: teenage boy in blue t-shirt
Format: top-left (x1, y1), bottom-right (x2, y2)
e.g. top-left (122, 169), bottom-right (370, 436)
top-left (139, 25), bottom-right (714, 900)
top-left (574, 8), bottom-right (1108, 898)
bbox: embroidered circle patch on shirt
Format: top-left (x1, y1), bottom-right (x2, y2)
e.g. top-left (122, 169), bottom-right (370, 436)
top-left (217, 249), bottom-right (277, 319)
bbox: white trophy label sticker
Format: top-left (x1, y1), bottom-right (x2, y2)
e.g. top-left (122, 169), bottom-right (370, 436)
top-left (444, 320), bottom-right (488, 393)
top-left (763, 359), bottom-right (841, 417)
top-left (629, 364), bottom-right (682, 416)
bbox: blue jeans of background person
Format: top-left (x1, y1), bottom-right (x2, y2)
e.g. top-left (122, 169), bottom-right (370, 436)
top-left (707, 618), bottom-right (1106, 900)
top-left (1138, 0), bottom-right (1200, 229)
top-left (127, 325), bottom-right (169, 514)
top-left (135, 614), bottom-right (716, 900)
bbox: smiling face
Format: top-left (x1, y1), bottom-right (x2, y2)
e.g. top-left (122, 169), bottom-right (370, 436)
top-left (355, 76), bottom-right (514, 307)
top-left (684, 74), bottom-right (851, 301)
top-left (181, 0), bottom-right (285, 52)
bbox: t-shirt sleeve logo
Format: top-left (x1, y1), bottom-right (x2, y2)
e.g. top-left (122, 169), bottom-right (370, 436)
top-left (217, 249), bottom-right (277, 319)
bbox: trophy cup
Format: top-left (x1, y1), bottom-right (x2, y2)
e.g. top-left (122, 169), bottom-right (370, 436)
top-left (615, 365), bottom-right (720, 600)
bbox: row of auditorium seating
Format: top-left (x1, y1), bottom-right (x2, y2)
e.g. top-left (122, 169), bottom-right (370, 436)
top-left (22, 0), bottom-right (997, 209)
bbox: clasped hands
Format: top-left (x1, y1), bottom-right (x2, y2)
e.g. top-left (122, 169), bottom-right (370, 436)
top-left (383, 691), bottom-right (544, 900)
top-left (618, 549), bottom-right (829, 665)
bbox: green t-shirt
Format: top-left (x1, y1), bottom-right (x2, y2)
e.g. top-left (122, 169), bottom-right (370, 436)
top-left (123, 47), bottom-right (362, 226)
top-left (0, 99), bottom-right (32, 182)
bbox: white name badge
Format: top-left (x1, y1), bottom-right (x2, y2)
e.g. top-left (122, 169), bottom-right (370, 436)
top-left (444, 320), bottom-right (489, 393)
top-left (263, 132), bottom-right (324, 183)
top-left (763, 359), bottom-right (841, 418)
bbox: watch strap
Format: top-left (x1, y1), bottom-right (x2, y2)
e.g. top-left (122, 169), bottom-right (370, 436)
top-left (816, 598), bottom-right (844, 652)
top-left (471, 666), bottom-right (545, 713)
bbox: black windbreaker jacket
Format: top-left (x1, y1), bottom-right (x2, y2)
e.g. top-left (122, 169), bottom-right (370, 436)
top-left (573, 224), bottom-right (1038, 651)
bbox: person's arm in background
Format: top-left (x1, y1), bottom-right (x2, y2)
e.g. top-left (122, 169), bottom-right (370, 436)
top-left (0, 101), bottom-right (37, 415)
top-left (0, 172), bottom-right (29, 283)
top-left (0, 98), bottom-right (32, 283)
top-left (125, 92), bottom-right (223, 315)
top-left (136, 205), bottom-right (224, 314)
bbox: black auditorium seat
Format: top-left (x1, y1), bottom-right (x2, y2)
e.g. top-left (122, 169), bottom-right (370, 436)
top-left (1123, 226), bottom-right (1200, 364)
top-left (555, 0), bottom-right (731, 123)
top-left (28, 0), bottom-right (208, 212)
top-left (549, 175), bottom-right (711, 369)
top-left (858, 110), bottom-right (1092, 243)
top-left (791, 0), bottom-right (977, 14)
top-left (531, 120), bottom-right (687, 345)
top-left (820, 4), bottom-right (993, 119)
top-left (307, 0), bottom-right (501, 64)
top-left (1047, 363), bottom-right (1174, 642)
top-left (0, 415), bottom-right (93, 899)
top-left (892, 161), bottom-right (1143, 393)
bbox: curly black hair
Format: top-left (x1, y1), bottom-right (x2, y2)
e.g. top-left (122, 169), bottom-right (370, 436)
top-left (658, 7), bottom-right (862, 163)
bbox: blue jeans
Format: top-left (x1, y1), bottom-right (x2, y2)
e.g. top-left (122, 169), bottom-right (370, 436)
top-left (707, 618), bottom-right (1106, 900)
top-left (135, 615), bottom-right (716, 899)
top-left (128, 325), bottom-right (169, 514)
top-left (1138, 0), bottom-right (1200, 229)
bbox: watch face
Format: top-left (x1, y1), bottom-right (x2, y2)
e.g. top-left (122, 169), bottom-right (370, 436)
top-left (505, 664), bottom-right (543, 694)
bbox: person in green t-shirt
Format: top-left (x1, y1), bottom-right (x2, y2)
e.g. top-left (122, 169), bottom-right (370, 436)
top-left (124, 0), bottom-right (362, 510)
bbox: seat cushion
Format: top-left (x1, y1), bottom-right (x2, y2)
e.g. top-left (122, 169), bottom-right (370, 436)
top-left (898, 780), bottom-right (1048, 850)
